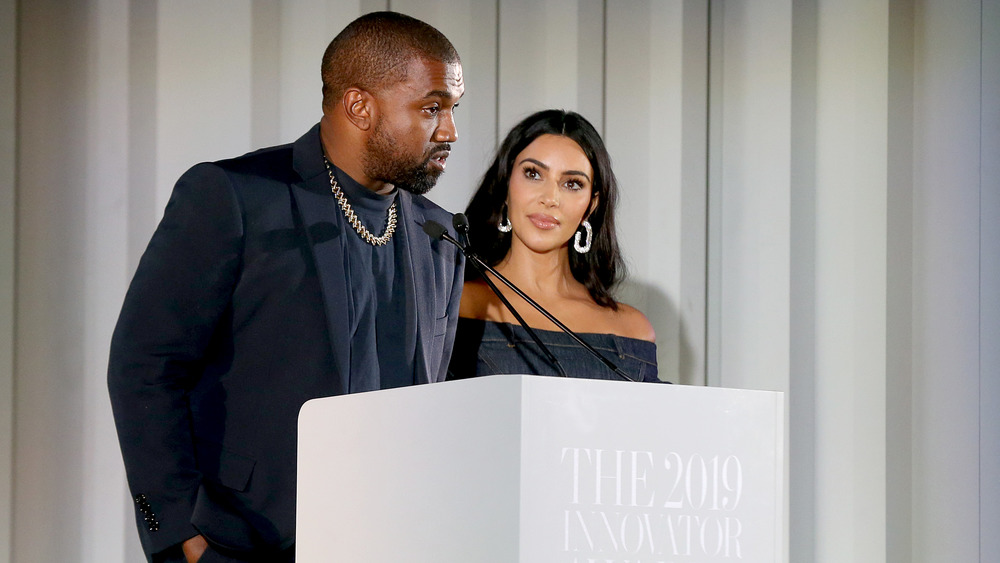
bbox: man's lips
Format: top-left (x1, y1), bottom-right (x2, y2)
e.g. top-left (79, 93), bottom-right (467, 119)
top-left (428, 147), bottom-right (451, 172)
top-left (528, 213), bottom-right (560, 230)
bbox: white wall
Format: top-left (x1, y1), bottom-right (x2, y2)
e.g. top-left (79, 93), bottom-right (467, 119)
top-left (15, 1), bottom-right (135, 561)
top-left (981, 0), bottom-right (1000, 556)
top-left (0, 0), bottom-right (15, 560)
top-left (606, 0), bottom-right (709, 387)
top-left (910, 1), bottom-right (991, 559)
top-left (712, 1), bottom-right (998, 562)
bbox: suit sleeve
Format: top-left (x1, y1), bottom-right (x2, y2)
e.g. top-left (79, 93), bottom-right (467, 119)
top-left (108, 163), bottom-right (244, 560)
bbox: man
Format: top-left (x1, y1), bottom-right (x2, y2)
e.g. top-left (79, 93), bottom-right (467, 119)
top-left (108, 12), bottom-right (465, 563)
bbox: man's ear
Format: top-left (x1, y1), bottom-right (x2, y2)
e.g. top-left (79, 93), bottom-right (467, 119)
top-left (343, 88), bottom-right (374, 131)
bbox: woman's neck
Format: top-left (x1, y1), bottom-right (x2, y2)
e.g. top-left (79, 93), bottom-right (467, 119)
top-left (494, 243), bottom-right (581, 299)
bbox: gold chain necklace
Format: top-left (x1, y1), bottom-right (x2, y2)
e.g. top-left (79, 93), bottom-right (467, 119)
top-left (323, 158), bottom-right (397, 246)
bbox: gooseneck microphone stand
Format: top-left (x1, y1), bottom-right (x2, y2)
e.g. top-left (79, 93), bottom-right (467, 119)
top-left (425, 219), bottom-right (566, 377)
top-left (424, 217), bottom-right (636, 383)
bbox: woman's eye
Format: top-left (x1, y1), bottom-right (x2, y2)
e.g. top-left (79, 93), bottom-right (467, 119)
top-left (524, 167), bottom-right (540, 180)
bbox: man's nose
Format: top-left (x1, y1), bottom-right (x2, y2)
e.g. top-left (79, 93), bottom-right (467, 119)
top-left (434, 111), bottom-right (458, 143)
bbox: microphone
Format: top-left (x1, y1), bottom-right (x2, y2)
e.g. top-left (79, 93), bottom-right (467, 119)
top-left (421, 219), bottom-right (463, 253)
top-left (453, 212), bottom-right (471, 249)
top-left (423, 219), bottom-right (636, 382)
top-left (424, 219), bottom-right (567, 377)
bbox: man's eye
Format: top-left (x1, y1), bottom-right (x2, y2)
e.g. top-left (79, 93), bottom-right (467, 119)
top-left (424, 106), bottom-right (439, 114)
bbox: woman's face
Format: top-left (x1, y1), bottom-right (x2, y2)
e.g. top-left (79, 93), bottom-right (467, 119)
top-left (505, 134), bottom-right (596, 256)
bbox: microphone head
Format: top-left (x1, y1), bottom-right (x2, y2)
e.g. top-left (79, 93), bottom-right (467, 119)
top-left (422, 220), bottom-right (447, 240)
top-left (453, 213), bottom-right (470, 233)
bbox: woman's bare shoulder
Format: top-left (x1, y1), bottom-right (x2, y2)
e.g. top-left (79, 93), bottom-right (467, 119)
top-left (459, 278), bottom-right (497, 319)
top-left (611, 302), bottom-right (656, 342)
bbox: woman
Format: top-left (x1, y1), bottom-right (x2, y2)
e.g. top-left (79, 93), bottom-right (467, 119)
top-left (448, 110), bottom-right (659, 382)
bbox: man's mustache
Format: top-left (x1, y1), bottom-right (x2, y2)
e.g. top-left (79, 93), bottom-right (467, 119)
top-left (427, 143), bottom-right (452, 157)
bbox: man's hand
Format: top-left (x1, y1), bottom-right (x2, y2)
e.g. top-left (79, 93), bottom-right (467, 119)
top-left (182, 534), bottom-right (209, 563)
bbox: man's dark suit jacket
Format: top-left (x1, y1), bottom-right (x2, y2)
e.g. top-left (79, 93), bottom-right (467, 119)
top-left (108, 124), bottom-right (465, 561)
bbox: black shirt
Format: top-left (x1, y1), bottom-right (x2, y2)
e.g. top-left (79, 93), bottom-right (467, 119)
top-left (332, 165), bottom-right (416, 391)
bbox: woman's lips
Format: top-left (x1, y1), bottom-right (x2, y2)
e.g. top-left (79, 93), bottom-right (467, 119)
top-left (528, 213), bottom-right (560, 230)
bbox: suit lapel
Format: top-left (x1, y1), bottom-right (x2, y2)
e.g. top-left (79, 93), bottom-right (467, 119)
top-left (290, 125), bottom-right (352, 395)
top-left (397, 194), bottom-right (435, 385)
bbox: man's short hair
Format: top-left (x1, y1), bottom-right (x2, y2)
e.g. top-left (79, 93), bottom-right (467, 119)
top-left (321, 11), bottom-right (460, 110)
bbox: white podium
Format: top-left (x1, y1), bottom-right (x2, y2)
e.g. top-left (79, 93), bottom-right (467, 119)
top-left (297, 375), bottom-right (784, 563)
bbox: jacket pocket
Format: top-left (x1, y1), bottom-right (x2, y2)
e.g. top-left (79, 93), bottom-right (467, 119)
top-left (194, 437), bottom-right (257, 492)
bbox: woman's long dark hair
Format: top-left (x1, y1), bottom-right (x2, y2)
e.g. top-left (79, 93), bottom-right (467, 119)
top-left (464, 109), bottom-right (625, 309)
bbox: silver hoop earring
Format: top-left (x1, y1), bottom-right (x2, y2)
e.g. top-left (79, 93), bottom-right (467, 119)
top-left (573, 220), bottom-right (592, 253)
top-left (498, 208), bottom-right (512, 233)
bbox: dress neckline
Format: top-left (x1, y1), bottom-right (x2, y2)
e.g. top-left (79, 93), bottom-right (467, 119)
top-left (456, 316), bottom-right (653, 345)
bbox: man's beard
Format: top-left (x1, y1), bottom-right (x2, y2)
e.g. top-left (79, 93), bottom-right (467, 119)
top-left (363, 120), bottom-right (448, 195)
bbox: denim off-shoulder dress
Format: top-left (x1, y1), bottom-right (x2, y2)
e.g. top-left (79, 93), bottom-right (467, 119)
top-left (447, 317), bottom-right (661, 383)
